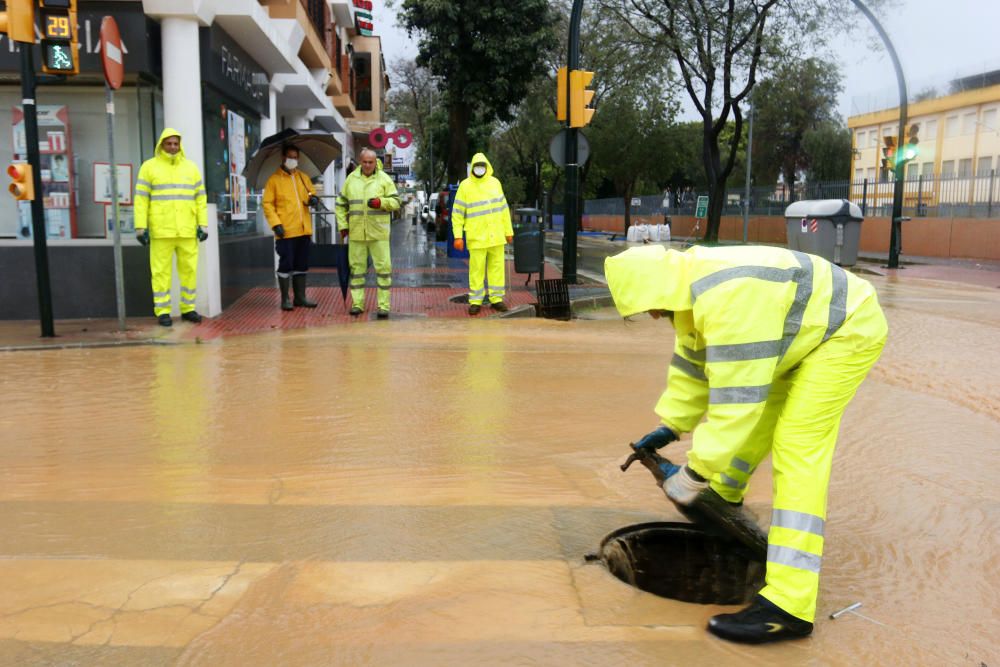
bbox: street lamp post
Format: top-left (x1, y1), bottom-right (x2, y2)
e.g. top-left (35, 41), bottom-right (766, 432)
top-left (849, 0), bottom-right (907, 269)
top-left (562, 0), bottom-right (585, 284)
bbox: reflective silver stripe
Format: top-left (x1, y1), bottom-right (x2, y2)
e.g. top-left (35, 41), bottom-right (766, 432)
top-left (181, 287), bottom-right (196, 295)
top-left (453, 199), bottom-right (469, 208)
top-left (706, 340), bottom-right (781, 362)
top-left (779, 252), bottom-right (814, 358)
top-left (670, 353), bottom-right (707, 381)
top-left (469, 289), bottom-right (486, 296)
top-left (767, 544), bottom-right (822, 574)
top-left (136, 179), bottom-right (151, 188)
top-left (464, 206), bottom-right (508, 219)
top-left (349, 199), bottom-right (365, 204)
top-left (276, 271), bottom-right (290, 278)
top-left (691, 266), bottom-right (798, 302)
top-left (376, 273), bottom-right (392, 278)
top-left (731, 457), bottom-right (752, 473)
top-left (488, 289), bottom-right (506, 296)
top-left (824, 264), bottom-right (848, 342)
top-left (682, 346), bottom-right (706, 361)
top-left (152, 291), bottom-right (170, 297)
top-left (466, 197), bottom-right (504, 208)
top-left (150, 194), bottom-right (197, 201)
top-left (135, 191), bottom-right (150, 199)
top-left (150, 183), bottom-right (200, 190)
top-left (180, 296), bottom-right (197, 306)
top-left (709, 384), bottom-right (770, 404)
top-left (720, 473), bottom-right (747, 489)
top-left (193, 180), bottom-right (203, 189)
top-left (771, 509), bottom-right (825, 536)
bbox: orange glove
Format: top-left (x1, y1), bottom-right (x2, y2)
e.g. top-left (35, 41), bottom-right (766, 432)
top-left (454, 238), bottom-right (465, 252)
top-left (505, 235), bottom-right (513, 244)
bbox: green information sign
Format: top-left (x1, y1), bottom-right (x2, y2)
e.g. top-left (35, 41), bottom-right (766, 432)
top-left (695, 195), bottom-right (709, 219)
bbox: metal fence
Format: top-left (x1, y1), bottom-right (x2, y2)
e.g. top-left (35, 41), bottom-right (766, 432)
top-left (584, 171), bottom-right (1000, 219)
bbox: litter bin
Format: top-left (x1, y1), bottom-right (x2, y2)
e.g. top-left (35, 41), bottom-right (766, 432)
top-left (784, 199), bottom-right (864, 266)
top-left (512, 207), bottom-right (545, 276)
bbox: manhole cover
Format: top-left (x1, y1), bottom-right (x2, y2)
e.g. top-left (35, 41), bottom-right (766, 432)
top-left (597, 522), bottom-right (764, 605)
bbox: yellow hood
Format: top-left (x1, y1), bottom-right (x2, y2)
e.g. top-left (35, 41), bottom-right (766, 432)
top-left (604, 245), bottom-right (693, 318)
top-left (155, 127), bottom-right (186, 162)
top-left (470, 152), bottom-right (493, 180)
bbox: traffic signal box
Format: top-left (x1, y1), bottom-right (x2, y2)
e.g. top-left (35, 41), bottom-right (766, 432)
top-left (39, 0), bottom-right (79, 75)
top-left (556, 66), bottom-right (567, 122)
top-left (0, 0), bottom-right (35, 42)
top-left (881, 135), bottom-right (896, 172)
top-left (901, 123), bottom-right (920, 163)
top-left (569, 69), bottom-right (595, 128)
top-left (8, 163), bottom-right (34, 201)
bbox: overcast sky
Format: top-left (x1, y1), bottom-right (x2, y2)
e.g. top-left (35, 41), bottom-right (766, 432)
top-left (373, 0), bottom-right (995, 122)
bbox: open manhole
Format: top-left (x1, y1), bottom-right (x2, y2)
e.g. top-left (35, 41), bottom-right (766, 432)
top-left (594, 522), bottom-right (765, 605)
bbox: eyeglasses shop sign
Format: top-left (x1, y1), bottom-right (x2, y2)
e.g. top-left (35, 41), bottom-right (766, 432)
top-left (200, 26), bottom-right (269, 118)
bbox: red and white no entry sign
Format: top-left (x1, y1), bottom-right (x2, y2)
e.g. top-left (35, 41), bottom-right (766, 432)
top-left (99, 16), bottom-right (124, 90)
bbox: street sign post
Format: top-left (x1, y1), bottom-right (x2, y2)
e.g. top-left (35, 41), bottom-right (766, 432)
top-left (101, 16), bottom-right (126, 331)
top-left (695, 195), bottom-right (709, 219)
top-left (548, 129), bottom-right (589, 167)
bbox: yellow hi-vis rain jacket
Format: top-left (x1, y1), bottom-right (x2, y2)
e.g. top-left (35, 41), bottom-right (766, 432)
top-left (335, 159), bottom-right (400, 241)
top-left (452, 153), bottom-right (513, 249)
top-left (604, 244), bottom-right (881, 479)
top-left (262, 167), bottom-right (316, 239)
top-left (134, 128), bottom-right (207, 238)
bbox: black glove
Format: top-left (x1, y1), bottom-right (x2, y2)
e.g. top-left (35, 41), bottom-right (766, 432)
top-left (136, 229), bottom-right (150, 246)
top-left (273, 224), bottom-right (286, 239)
top-left (632, 425), bottom-right (678, 454)
top-left (307, 195), bottom-right (320, 208)
top-left (196, 227), bottom-right (208, 242)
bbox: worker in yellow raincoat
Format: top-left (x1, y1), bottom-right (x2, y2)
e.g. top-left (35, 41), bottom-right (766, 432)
top-left (335, 148), bottom-right (400, 319)
top-left (134, 128), bottom-right (208, 327)
top-left (605, 244), bottom-right (888, 645)
top-left (452, 153), bottom-right (513, 315)
top-left (263, 144), bottom-right (319, 311)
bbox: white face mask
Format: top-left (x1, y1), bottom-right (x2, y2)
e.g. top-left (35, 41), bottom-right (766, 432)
top-left (284, 158), bottom-right (298, 171)
top-left (472, 165), bottom-right (487, 177)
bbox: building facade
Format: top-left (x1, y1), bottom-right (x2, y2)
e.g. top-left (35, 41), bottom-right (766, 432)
top-left (1, 0), bottom-right (389, 319)
top-left (848, 75), bottom-right (1000, 215)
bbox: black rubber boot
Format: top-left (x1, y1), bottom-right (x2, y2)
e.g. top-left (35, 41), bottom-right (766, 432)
top-left (489, 300), bottom-right (508, 312)
top-left (181, 311), bottom-right (202, 324)
top-left (708, 595), bottom-right (813, 644)
top-left (278, 276), bottom-right (293, 311)
top-left (157, 314), bottom-right (173, 327)
top-left (468, 304), bottom-right (481, 315)
top-left (292, 274), bottom-right (317, 308)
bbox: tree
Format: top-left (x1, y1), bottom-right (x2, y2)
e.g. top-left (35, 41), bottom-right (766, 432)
top-left (802, 121), bottom-right (852, 182)
top-left (385, 60), bottom-right (446, 193)
top-left (604, 0), bottom-right (859, 241)
top-left (751, 58), bottom-right (842, 197)
top-left (398, 0), bottom-right (557, 183)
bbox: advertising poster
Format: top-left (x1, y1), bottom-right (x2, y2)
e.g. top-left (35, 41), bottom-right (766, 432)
top-left (12, 105), bottom-right (76, 238)
top-left (105, 204), bottom-right (134, 233)
top-left (227, 110), bottom-right (247, 220)
top-left (93, 163), bottom-right (133, 205)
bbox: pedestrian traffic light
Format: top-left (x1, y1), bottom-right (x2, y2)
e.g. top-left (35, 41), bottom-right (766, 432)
top-left (901, 123), bottom-right (920, 163)
top-left (7, 163), bottom-right (34, 201)
top-left (556, 66), bottom-right (567, 122)
top-left (39, 0), bottom-right (79, 75)
top-left (0, 0), bottom-right (36, 43)
top-left (880, 135), bottom-right (896, 172)
top-left (569, 69), bottom-right (595, 128)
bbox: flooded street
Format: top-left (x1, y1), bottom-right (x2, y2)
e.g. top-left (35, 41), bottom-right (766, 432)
top-left (0, 273), bottom-right (998, 666)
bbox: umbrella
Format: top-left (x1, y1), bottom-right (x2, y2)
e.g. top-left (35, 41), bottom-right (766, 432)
top-left (311, 197), bottom-right (351, 303)
top-left (243, 128), bottom-right (342, 190)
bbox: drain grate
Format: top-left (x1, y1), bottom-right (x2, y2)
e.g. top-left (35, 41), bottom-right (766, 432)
top-left (536, 278), bottom-right (571, 320)
top-left (598, 522), bottom-right (765, 605)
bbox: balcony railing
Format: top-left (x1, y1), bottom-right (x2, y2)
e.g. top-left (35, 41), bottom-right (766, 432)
top-left (302, 0), bottom-right (326, 42)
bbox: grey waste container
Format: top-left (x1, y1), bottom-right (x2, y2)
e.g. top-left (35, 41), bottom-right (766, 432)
top-left (784, 199), bottom-right (864, 266)
top-left (513, 207), bottom-right (545, 275)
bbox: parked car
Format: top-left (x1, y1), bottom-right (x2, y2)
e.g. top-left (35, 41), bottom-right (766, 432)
top-left (420, 204), bottom-right (432, 226)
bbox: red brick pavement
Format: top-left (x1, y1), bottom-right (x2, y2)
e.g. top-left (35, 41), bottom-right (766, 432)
top-left (187, 259), bottom-right (560, 340)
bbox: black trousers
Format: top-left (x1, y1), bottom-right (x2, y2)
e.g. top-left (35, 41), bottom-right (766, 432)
top-left (276, 236), bottom-right (311, 277)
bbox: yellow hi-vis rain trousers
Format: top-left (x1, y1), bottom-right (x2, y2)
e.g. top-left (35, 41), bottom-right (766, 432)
top-left (468, 244), bottom-right (506, 305)
top-left (150, 237), bottom-right (199, 316)
top-left (349, 239), bottom-right (391, 311)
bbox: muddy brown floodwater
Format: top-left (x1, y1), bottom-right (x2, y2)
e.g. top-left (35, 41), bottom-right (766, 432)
top-left (0, 273), bottom-right (997, 666)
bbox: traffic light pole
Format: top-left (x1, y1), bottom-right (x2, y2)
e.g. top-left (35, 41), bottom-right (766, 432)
top-left (849, 0), bottom-right (907, 269)
top-left (562, 0), bottom-right (584, 285)
top-left (20, 42), bottom-right (55, 337)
